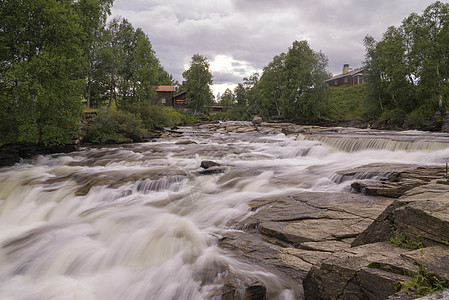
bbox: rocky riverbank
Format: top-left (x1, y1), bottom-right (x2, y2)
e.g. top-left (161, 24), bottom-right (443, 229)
top-left (219, 164), bottom-right (449, 299)
top-left (2, 121), bottom-right (448, 299)
top-left (189, 122), bottom-right (449, 299)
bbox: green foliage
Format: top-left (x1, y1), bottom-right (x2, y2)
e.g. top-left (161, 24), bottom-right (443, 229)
top-left (180, 54), bottom-right (214, 114)
top-left (219, 88), bottom-right (236, 111)
top-left (0, 0), bottom-right (86, 147)
top-left (87, 17), bottom-right (173, 109)
top-left (364, 1), bottom-right (449, 123)
top-left (228, 40), bottom-right (331, 122)
top-left (85, 109), bottom-right (145, 144)
top-left (405, 266), bottom-right (449, 298)
top-left (327, 84), bottom-right (367, 120)
top-left (379, 109), bottom-right (407, 128)
top-left (403, 106), bottom-right (433, 129)
top-left (179, 113), bottom-right (200, 126)
top-left (135, 105), bottom-right (182, 130)
top-left (388, 227), bottom-right (424, 250)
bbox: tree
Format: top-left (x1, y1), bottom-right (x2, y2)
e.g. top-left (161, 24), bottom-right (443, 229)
top-left (219, 88), bottom-right (236, 110)
top-left (279, 40), bottom-right (331, 120)
top-left (90, 17), bottom-right (172, 109)
top-left (181, 54), bottom-right (214, 113)
top-left (74, 0), bottom-right (113, 109)
top-left (248, 41), bottom-right (330, 121)
top-left (364, 1), bottom-right (449, 124)
top-left (0, 0), bottom-right (85, 146)
top-left (256, 53), bottom-right (286, 118)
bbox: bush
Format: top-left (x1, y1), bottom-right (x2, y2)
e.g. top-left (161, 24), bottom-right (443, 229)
top-left (85, 109), bottom-right (145, 144)
top-left (379, 109), bottom-right (406, 127)
top-left (327, 85), bottom-right (367, 121)
top-left (403, 107), bottom-right (432, 130)
top-left (134, 105), bottom-right (182, 130)
top-left (179, 112), bottom-right (200, 126)
top-left (209, 106), bottom-right (251, 121)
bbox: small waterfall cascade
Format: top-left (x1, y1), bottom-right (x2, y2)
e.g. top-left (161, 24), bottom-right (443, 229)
top-left (297, 129), bottom-right (449, 152)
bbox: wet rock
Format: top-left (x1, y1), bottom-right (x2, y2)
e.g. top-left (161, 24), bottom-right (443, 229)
top-left (220, 192), bottom-right (394, 298)
top-left (401, 246), bottom-right (449, 281)
top-left (198, 167), bottom-right (226, 175)
top-left (252, 116), bottom-right (263, 125)
top-left (175, 139), bottom-right (197, 145)
top-left (245, 282), bottom-right (267, 300)
top-left (200, 160), bottom-right (221, 169)
top-left (337, 164), bottom-right (447, 198)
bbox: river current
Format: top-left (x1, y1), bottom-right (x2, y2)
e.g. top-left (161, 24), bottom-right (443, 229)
top-left (1, 123), bottom-right (449, 299)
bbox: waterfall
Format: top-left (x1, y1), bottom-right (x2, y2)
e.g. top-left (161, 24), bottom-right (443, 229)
top-left (297, 131), bottom-right (449, 152)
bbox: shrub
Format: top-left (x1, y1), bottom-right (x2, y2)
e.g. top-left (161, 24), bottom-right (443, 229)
top-left (403, 107), bottom-right (432, 130)
top-left (135, 105), bottom-right (182, 130)
top-left (405, 267), bottom-right (449, 298)
top-left (327, 85), bottom-right (367, 121)
top-left (85, 109), bottom-right (145, 144)
top-left (379, 109), bottom-right (406, 127)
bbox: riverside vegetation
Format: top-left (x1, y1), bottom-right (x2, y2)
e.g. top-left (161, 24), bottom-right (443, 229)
top-left (2, 1), bottom-right (449, 152)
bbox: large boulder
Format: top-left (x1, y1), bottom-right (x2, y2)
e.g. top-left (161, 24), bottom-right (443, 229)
top-left (352, 182), bottom-right (449, 247)
top-left (303, 180), bottom-right (449, 299)
top-left (303, 242), bottom-right (415, 300)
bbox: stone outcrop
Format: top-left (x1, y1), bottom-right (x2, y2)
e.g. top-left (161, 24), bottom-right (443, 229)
top-left (219, 191), bottom-right (396, 298)
top-left (336, 164), bottom-right (447, 198)
top-left (218, 164), bottom-right (449, 299)
top-left (303, 179), bottom-right (449, 299)
top-left (352, 181), bottom-right (449, 247)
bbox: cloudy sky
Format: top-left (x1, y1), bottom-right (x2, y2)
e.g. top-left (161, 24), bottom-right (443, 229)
top-left (111, 0), bottom-right (436, 97)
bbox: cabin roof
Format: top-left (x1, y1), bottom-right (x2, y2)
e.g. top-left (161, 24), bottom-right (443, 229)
top-left (156, 86), bottom-right (176, 92)
top-left (326, 68), bottom-right (364, 82)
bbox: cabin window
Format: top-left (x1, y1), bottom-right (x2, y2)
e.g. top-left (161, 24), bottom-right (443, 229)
top-left (161, 98), bottom-right (166, 104)
top-left (344, 77), bottom-right (348, 83)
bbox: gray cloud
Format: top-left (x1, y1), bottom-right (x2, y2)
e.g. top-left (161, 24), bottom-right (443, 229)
top-left (111, 0), bottom-right (436, 95)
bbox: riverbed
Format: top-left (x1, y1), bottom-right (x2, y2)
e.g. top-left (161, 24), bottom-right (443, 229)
top-left (1, 123), bottom-right (448, 299)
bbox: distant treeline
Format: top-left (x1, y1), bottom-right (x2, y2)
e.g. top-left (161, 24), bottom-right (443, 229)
top-left (215, 1), bottom-right (449, 130)
top-left (1, 1), bottom-right (448, 149)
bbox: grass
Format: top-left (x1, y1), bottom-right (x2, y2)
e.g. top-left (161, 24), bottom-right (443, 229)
top-left (404, 267), bottom-right (449, 298)
top-left (388, 225), bottom-right (424, 251)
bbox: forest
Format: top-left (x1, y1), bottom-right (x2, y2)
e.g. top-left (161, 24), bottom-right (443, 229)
top-left (1, 1), bottom-right (448, 148)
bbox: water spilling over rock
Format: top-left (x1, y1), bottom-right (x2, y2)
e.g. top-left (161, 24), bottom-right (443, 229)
top-left (0, 122), bottom-right (449, 299)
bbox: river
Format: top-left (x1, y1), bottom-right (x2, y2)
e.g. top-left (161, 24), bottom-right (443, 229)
top-left (1, 123), bottom-right (448, 299)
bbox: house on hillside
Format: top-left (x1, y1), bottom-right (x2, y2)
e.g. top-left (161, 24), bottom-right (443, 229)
top-left (326, 64), bottom-right (365, 87)
top-left (155, 86), bottom-right (175, 106)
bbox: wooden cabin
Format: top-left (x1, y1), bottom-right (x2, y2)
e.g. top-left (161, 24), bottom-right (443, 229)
top-left (155, 86), bottom-right (175, 107)
top-left (326, 64), bottom-right (365, 87)
top-left (173, 91), bottom-right (188, 109)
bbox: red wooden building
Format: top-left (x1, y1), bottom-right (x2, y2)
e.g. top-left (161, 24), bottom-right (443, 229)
top-left (326, 64), bottom-right (365, 87)
top-left (155, 86), bottom-right (175, 106)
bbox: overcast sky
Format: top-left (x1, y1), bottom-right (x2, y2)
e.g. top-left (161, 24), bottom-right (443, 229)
top-left (111, 0), bottom-right (436, 97)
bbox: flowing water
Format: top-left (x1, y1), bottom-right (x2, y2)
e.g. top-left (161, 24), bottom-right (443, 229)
top-left (1, 123), bottom-right (449, 300)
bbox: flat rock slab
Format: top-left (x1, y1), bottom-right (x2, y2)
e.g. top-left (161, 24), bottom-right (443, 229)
top-left (337, 164), bottom-right (446, 198)
top-left (220, 191), bottom-right (394, 297)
